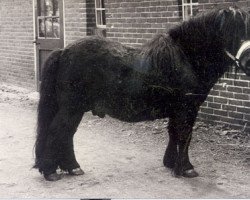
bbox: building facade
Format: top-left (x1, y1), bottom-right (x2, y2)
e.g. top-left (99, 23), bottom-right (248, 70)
top-left (0, 0), bottom-right (250, 131)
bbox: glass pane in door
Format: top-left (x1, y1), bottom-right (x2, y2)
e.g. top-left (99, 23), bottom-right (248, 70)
top-left (45, 0), bottom-right (53, 16)
top-left (37, 0), bottom-right (60, 38)
top-left (52, 18), bottom-right (60, 38)
top-left (38, 18), bottom-right (45, 37)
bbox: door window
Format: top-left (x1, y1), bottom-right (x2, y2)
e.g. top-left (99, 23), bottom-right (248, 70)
top-left (38, 0), bottom-right (60, 38)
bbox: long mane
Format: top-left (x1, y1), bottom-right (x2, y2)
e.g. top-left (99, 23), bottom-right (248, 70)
top-left (142, 7), bottom-right (249, 71)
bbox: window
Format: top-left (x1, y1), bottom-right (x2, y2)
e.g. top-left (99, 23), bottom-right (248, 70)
top-left (38, 0), bottom-right (60, 38)
top-left (182, 0), bottom-right (199, 20)
top-left (95, 0), bottom-right (106, 28)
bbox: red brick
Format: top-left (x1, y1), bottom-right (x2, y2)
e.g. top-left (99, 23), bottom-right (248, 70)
top-left (214, 109), bottom-right (228, 117)
top-left (214, 97), bottom-right (228, 104)
top-left (228, 112), bottom-right (244, 120)
top-left (206, 114), bottom-right (221, 121)
top-left (222, 105), bottom-right (237, 112)
top-left (234, 93), bottom-right (249, 100)
top-left (200, 107), bottom-right (214, 114)
top-left (229, 99), bottom-right (243, 106)
top-left (233, 80), bottom-right (249, 87)
top-left (209, 90), bottom-right (220, 96)
top-left (220, 91), bottom-right (234, 98)
top-left (237, 107), bottom-right (250, 114)
top-left (219, 116), bottom-right (245, 126)
top-left (243, 101), bottom-right (250, 107)
top-left (208, 102), bottom-right (222, 109)
top-left (227, 86), bottom-right (243, 93)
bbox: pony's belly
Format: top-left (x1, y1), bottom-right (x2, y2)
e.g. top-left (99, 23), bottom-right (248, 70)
top-left (104, 97), bottom-right (171, 122)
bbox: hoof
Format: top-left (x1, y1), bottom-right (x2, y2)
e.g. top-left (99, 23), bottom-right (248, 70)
top-left (182, 169), bottom-right (199, 178)
top-left (171, 170), bottom-right (182, 178)
top-left (44, 172), bottom-right (63, 181)
top-left (68, 168), bottom-right (84, 176)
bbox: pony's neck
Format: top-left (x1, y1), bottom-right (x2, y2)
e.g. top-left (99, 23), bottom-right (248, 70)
top-left (169, 20), bottom-right (224, 60)
top-left (169, 20), bottom-right (231, 91)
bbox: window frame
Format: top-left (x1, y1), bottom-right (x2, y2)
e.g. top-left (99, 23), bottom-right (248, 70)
top-left (95, 0), bottom-right (106, 28)
top-left (37, 0), bottom-right (61, 39)
top-left (182, 0), bottom-right (199, 21)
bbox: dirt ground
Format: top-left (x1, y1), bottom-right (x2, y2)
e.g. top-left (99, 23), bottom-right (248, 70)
top-left (0, 83), bottom-right (249, 198)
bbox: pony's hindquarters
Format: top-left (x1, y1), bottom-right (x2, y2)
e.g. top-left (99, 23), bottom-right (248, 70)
top-left (34, 49), bottom-right (85, 181)
top-left (34, 49), bottom-right (62, 175)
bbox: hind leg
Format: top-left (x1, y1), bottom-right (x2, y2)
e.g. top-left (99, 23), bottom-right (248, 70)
top-left (40, 88), bottom-right (87, 181)
top-left (40, 107), bottom-right (84, 181)
top-left (57, 111), bottom-right (85, 175)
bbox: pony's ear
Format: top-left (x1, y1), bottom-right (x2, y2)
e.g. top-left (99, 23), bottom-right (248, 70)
top-left (216, 8), bottom-right (237, 31)
top-left (216, 9), bottom-right (227, 31)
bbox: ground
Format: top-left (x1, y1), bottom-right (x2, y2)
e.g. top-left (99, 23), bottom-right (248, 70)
top-left (0, 83), bottom-right (249, 198)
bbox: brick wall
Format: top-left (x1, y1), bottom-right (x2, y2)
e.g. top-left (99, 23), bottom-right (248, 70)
top-left (196, 0), bottom-right (250, 132)
top-left (86, 0), bottom-right (98, 36)
top-left (105, 0), bottom-right (249, 46)
top-left (199, 73), bottom-right (250, 132)
top-left (64, 0), bottom-right (99, 45)
top-left (198, 0), bottom-right (249, 11)
top-left (64, 0), bottom-right (88, 45)
top-left (105, 0), bottom-right (181, 45)
top-left (0, 0), bottom-right (35, 89)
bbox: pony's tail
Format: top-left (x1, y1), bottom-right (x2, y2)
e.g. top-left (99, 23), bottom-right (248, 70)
top-left (34, 49), bottom-right (62, 171)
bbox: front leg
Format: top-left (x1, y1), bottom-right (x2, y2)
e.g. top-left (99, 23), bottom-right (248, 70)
top-left (164, 108), bottom-right (199, 178)
top-left (163, 118), bottom-right (178, 169)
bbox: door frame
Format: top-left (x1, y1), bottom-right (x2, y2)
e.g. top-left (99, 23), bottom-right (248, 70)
top-left (33, 0), bottom-right (65, 91)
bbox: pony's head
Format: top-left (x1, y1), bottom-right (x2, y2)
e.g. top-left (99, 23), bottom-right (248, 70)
top-left (215, 7), bottom-right (249, 52)
top-left (236, 41), bottom-right (250, 76)
top-left (215, 7), bottom-right (250, 75)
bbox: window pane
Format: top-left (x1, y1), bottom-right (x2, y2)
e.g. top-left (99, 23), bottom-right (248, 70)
top-left (193, 5), bottom-right (199, 16)
top-left (52, 18), bottom-right (60, 38)
top-left (102, 10), bottom-right (106, 25)
top-left (53, 0), bottom-right (59, 16)
top-left (183, 0), bottom-right (190, 4)
top-left (38, 0), bottom-right (45, 16)
top-left (101, 0), bottom-right (105, 8)
top-left (96, 0), bottom-right (101, 8)
top-left (192, 0), bottom-right (198, 3)
top-left (39, 18), bottom-right (45, 37)
top-left (45, 0), bottom-right (53, 16)
top-left (183, 5), bottom-right (191, 20)
top-left (45, 18), bottom-right (53, 38)
top-left (96, 10), bottom-right (102, 25)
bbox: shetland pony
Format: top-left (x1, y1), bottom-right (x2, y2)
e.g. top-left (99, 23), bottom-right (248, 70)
top-left (35, 7), bottom-right (250, 181)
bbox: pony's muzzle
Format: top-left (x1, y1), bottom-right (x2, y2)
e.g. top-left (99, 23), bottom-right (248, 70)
top-left (239, 49), bottom-right (250, 76)
top-left (236, 41), bottom-right (250, 76)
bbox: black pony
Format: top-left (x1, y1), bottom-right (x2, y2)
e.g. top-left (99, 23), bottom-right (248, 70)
top-left (35, 7), bottom-right (250, 181)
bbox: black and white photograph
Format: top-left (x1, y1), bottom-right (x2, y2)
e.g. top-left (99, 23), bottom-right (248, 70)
top-left (0, 0), bottom-right (249, 198)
